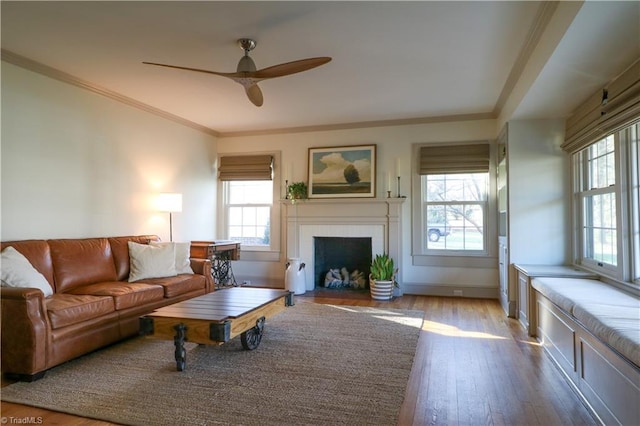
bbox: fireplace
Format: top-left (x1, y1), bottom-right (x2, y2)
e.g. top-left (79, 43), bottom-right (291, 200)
top-left (314, 237), bottom-right (372, 289)
top-left (284, 198), bottom-right (404, 293)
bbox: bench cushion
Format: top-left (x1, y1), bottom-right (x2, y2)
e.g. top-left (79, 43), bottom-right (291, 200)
top-left (532, 277), bottom-right (640, 367)
top-left (573, 302), bottom-right (640, 366)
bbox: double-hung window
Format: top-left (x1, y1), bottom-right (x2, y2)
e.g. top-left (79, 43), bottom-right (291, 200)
top-left (576, 135), bottom-right (618, 269)
top-left (565, 61), bottom-right (639, 286)
top-left (573, 123), bottom-right (640, 283)
top-left (412, 143), bottom-right (493, 264)
top-left (226, 180), bottom-right (272, 247)
top-left (218, 154), bottom-right (280, 254)
top-left (422, 173), bottom-right (488, 251)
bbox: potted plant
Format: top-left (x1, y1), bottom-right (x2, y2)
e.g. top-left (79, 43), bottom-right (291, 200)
top-left (369, 253), bottom-right (398, 301)
top-left (287, 181), bottom-right (308, 203)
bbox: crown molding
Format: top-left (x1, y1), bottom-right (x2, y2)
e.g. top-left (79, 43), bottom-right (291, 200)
top-left (1, 49), bottom-right (220, 138)
top-left (218, 112), bottom-right (495, 138)
top-left (492, 1), bottom-right (559, 117)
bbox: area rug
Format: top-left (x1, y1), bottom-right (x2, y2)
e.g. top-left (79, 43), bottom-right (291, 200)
top-left (1, 303), bottom-right (423, 425)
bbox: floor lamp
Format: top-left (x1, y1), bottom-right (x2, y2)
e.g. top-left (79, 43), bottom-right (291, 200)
top-left (158, 193), bottom-right (182, 242)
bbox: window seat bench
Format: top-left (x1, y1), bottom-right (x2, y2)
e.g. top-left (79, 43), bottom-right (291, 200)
top-left (531, 277), bottom-right (639, 425)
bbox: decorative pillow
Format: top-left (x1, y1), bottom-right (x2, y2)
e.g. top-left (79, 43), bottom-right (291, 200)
top-left (150, 241), bottom-right (194, 275)
top-left (128, 241), bottom-right (177, 282)
top-left (1, 246), bottom-right (53, 297)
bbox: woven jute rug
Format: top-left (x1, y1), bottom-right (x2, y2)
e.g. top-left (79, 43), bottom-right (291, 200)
top-left (2, 303), bottom-right (423, 426)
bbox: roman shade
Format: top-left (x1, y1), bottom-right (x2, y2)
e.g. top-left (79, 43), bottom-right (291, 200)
top-left (218, 155), bottom-right (273, 181)
top-left (563, 59), bottom-right (640, 153)
top-left (419, 144), bottom-right (490, 175)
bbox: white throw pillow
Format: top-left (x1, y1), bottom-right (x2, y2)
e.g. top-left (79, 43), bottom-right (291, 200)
top-left (1, 246), bottom-right (53, 297)
top-left (128, 241), bottom-right (177, 282)
top-left (150, 241), bottom-right (194, 274)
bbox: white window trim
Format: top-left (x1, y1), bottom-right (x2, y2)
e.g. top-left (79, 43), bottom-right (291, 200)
top-left (411, 142), bottom-right (498, 268)
top-left (217, 151), bottom-right (282, 262)
top-left (572, 124), bottom-right (640, 289)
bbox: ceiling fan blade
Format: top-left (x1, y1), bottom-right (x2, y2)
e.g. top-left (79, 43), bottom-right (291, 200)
top-left (246, 84), bottom-right (264, 107)
top-left (253, 57), bottom-right (332, 79)
top-left (142, 61), bottom-right (236, 78)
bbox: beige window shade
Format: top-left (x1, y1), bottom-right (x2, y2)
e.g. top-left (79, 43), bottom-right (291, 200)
top-left (563, 59), bottom-right (640, 153)
top-left (419, 144), bottom-right (490, 175)
top-left (218, 155), bottom-right (273, 181)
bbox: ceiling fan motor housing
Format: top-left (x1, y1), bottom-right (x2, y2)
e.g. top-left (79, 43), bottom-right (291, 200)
top-left (237, 55), bottom-right (257, 73)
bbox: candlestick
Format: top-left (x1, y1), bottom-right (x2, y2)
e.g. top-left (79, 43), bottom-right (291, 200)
top-left (397, 176), bottom-right (401, 198)
top-left (285, 179), bottom-right (289, 199)
top-left (387, 172), bottom-right (392, 192)
top-left (387, 190), bottom-right (391, 198)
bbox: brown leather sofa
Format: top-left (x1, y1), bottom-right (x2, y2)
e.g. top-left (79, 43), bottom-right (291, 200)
top-left (1, 235), bottom-right (214, 381)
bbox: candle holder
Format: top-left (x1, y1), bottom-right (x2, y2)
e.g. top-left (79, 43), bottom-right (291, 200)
top-left (387, 190), bottom-right (391, 198)
top-left (285, 179), bottom-right (289, 199)
top-left (397, 176), bottom-right (401, 198)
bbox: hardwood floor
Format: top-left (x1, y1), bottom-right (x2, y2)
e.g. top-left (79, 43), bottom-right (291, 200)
top-left (1, 294), bottom-right (597, 425)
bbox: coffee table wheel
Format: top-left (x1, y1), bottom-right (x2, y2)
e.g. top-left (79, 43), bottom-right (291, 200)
top-left (241, 316), bottom-right (265, 350)
top-left (174, 323), bottom-right (187, 371)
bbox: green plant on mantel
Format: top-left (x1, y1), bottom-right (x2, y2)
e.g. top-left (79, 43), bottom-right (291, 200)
top-left (287, 181), bottom-right (308, 203)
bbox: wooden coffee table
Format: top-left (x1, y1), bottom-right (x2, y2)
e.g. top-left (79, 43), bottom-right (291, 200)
top-left (140, 287), bottom-right (293, 371)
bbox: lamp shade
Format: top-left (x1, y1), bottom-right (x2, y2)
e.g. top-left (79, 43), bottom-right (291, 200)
top-left (157, 193), bottom-right (182, 212)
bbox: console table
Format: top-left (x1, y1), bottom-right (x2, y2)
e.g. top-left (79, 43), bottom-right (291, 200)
top-left (190, 241), bottom-right (241, 288)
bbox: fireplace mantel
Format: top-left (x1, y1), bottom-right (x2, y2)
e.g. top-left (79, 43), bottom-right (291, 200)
top-left (283, 198), bottom-right (405, 292)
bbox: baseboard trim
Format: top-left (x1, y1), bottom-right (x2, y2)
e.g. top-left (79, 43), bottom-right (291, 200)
top-left (402, 283), bottom-right (499, 299)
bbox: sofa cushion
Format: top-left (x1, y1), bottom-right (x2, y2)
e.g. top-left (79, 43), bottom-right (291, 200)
top-left (1, 246), bottom-right (54, 297)
top-left (128, 242), bottom-right (177, 282)
top-left (69, 282), bottom-right (165, 310)
top-left (49, 238), bottom-right (118, 293)
top-left (150, 241), bottom-right (194, 275)
top-left (138, 274), bottom-right (206, 298)
top-left (0, 240), bottom-right (55, 289)
top-left (45, 294), bottom-right (115, 329)
top-left (108, 235), bottom-right (160, 281)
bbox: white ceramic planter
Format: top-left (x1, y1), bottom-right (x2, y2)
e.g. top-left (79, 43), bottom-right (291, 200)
top-left (370, 279), bottom-right (394, 300)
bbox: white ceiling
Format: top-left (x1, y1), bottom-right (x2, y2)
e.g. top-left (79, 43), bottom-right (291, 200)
top-left (1, 1), bottom-right (638, 136)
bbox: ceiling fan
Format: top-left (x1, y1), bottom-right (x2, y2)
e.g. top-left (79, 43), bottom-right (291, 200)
top-left (143, 38), bottom-right (331, 107)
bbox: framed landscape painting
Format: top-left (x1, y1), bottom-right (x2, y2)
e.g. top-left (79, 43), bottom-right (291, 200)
top-left (308, 145), bottom-right (376, 198)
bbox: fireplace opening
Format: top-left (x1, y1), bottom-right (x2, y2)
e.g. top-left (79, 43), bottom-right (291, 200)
top-left (313, 237), bottom-right (372, 290)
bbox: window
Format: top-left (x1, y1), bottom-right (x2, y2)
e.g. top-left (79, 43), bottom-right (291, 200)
top-left (564, 60), bottom-right (639, 286)
top-left (578, 136), bottom-right (617, 268)
top-left (422, 173), bottom-right (488, 252)
top-left (218, 153), bottom-right (281, 255)
top-left (574, 122), bottom-right (640, 283)
top-left (412, 142), bottom-right (494, 265)
top-left (226, 180), bottom-right (272, 247)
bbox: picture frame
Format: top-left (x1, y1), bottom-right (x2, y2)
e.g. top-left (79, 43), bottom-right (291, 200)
top-left (308, 144), bottom-right (376, 198)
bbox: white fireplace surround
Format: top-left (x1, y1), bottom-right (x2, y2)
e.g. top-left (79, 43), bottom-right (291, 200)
top-left (284, 198), bottom-right (405, 291)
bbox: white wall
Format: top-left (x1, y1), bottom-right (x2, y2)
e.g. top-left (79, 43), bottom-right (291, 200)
top-left (218, 119), bottom-right (501, 295)
top-left (507, 119), bottom-right (570, 265)
top-left (1, 63), bottom-right (218, 242)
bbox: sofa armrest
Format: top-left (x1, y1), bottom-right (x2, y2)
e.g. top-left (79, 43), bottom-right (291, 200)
top-left (190, 258), bottom-right (214, 292)
top-left (1, 287), bottom-right (51, 377)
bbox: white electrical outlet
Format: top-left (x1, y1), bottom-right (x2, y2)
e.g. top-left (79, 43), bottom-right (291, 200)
top-left (453, 290), bottom-right (463, 297)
